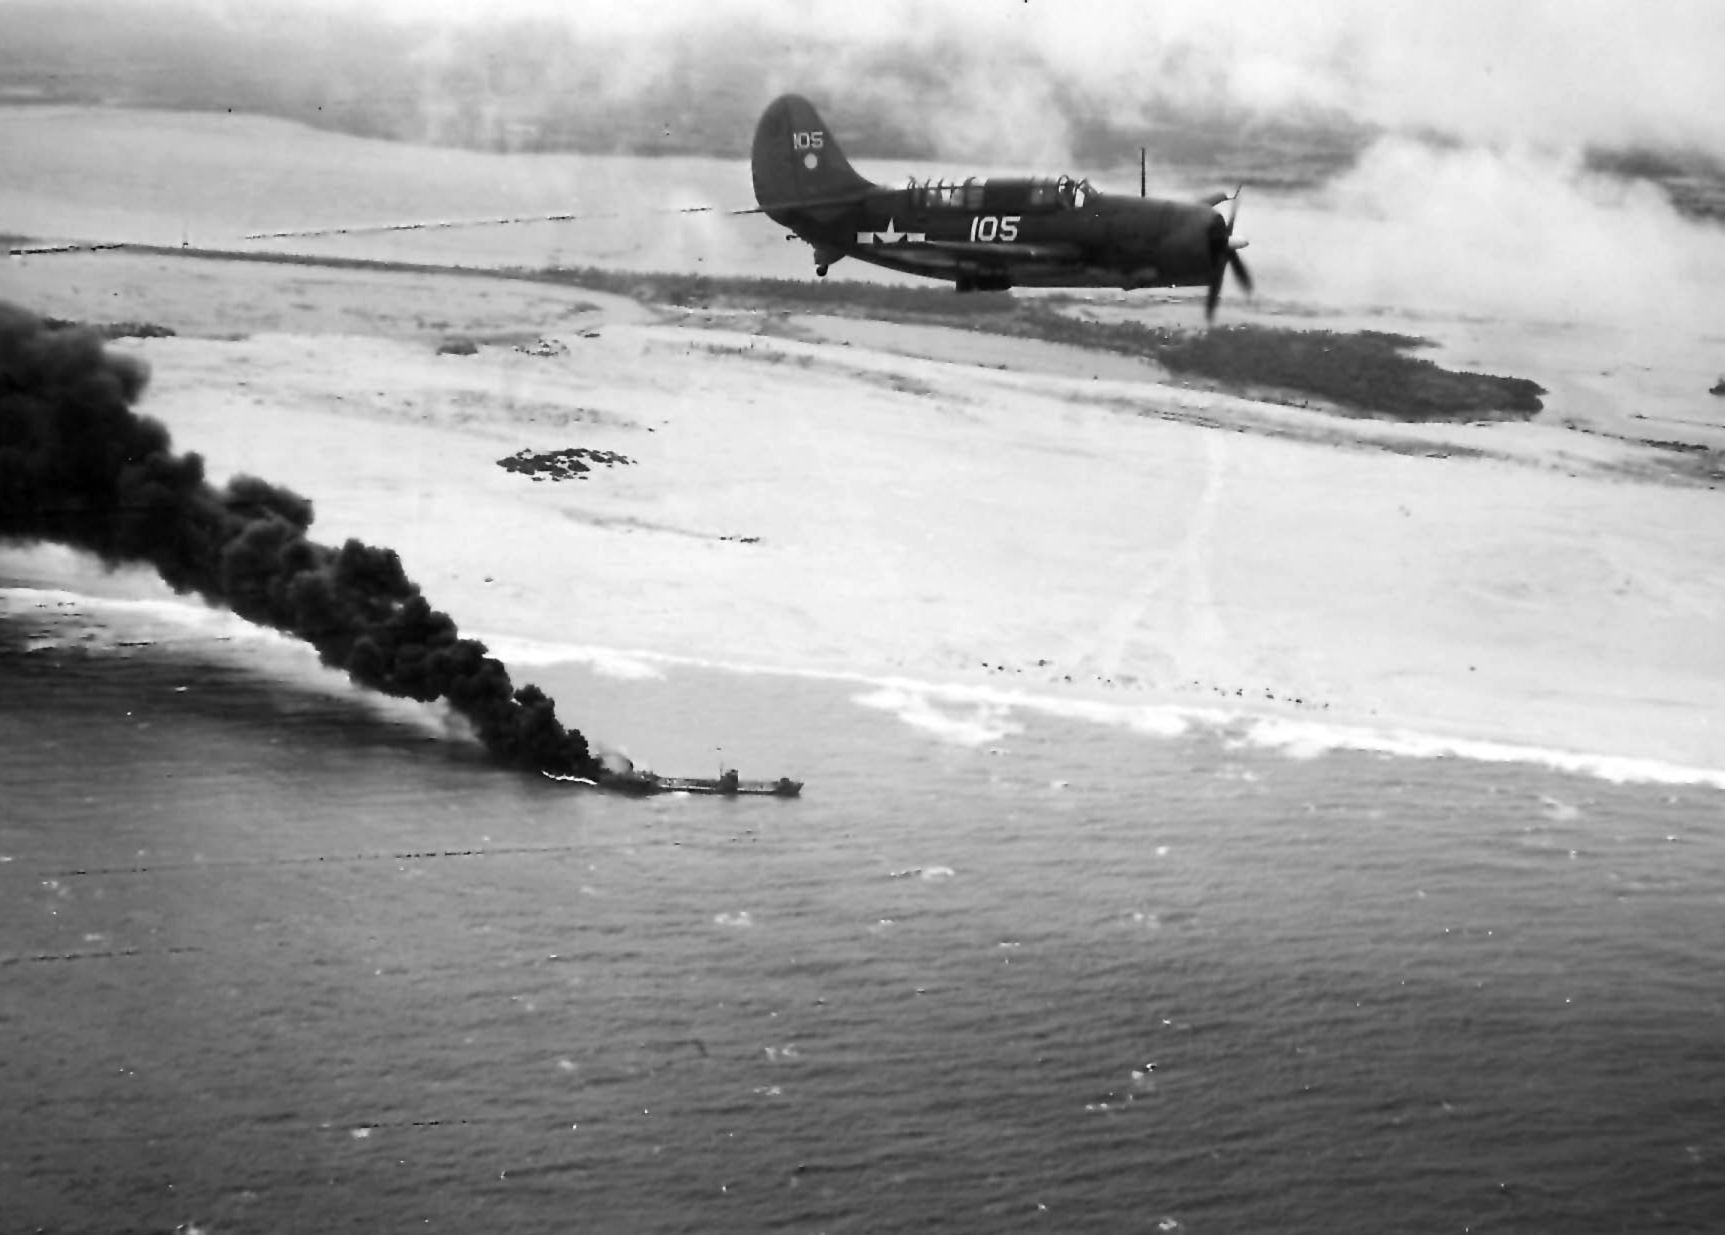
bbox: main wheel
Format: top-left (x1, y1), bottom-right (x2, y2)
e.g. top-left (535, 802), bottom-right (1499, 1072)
top-left (816, 264), bottom-right (829, 278)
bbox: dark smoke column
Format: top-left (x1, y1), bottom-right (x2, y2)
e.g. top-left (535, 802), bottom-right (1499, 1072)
top-left (0, 302), bottom-right (599, 777)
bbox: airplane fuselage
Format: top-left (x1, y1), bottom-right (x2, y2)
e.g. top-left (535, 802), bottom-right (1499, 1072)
top-left (767, 177), bottom-right (1222, 293)
top-left (751, 94), bottom-right (1248, 305)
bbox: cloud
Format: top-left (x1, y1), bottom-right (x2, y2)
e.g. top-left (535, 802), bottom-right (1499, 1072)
top-left (386, 0), bottom-right (1724, 173)
top-left (1015, 0), bottom-right (1725, 158)
top-left (1251, 134), bottom-right (1725, 328)
top-left (30, 1), bottom-right (1725, 166)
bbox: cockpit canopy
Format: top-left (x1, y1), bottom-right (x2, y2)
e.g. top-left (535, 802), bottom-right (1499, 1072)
top-left (905, 175), bottom-right (1098, 214)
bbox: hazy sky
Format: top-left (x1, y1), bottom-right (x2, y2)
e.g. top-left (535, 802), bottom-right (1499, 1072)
top-left (28, 0), bottom-right (1720, 329)
top-left (240, 0), bottom-right (1725, 158)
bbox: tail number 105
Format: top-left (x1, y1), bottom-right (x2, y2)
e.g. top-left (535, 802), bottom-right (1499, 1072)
top-left (792, 131), bottom-right (824, 150)
top-left (969, 215), bottom-right (1021, 242)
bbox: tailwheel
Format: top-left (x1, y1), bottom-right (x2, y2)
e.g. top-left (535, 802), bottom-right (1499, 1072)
top-left (816, 263), bottom-right (829, 278)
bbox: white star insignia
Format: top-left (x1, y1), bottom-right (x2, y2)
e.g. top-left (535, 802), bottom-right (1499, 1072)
top-left (855, 218), bottom-right (926, 245)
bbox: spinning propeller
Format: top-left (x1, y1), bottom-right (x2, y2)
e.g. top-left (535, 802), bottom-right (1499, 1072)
top-left (1205, 185), bottom-right (1253, 322)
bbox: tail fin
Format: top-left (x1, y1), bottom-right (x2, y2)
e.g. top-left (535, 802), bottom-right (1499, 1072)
top-left (751, 94), bottom-right (873, 215)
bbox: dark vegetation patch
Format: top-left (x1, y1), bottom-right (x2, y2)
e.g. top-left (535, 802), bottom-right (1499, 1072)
top-left (1621, 441), bottom-right (1725, 485)
top-left (1090, 391), bottom-right (1498, 463)
top-left (42, 316), bottom-right (176, 340)
top-left (1607, 446), bottom-right (1725, 487)
top-left (540, 265), bottom-right (1023, 319)
top-left (498, 447), bottom-right (635, 482)
top-left (1635, 437), bottom-right (1714, 456)
top-left (538, 268), bottom-right (1543, 420)
top-left (438, 331), bottom-right (589, 355)
top-left (697, 341), bottom-right (817, 369)
top-left (1559, 421), bottom-right (1725, 487)
top-left (72, 246), bottom-right (1545, 422)
top-left (1145, 326), bottom-right (1544, 420)
top-left (108, 243), bottom-right (1003, 320)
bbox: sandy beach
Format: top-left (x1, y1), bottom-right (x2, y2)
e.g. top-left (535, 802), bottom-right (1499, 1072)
top-left (4, 107), bottom-right (1724, 778)
top-left (6, 245), bottom-right (1725, 779)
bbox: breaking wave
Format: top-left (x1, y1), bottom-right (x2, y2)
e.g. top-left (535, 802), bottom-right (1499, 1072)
top-left (8, 581), bottom-right (1721, 790)
top-left (1232, 715), bottom-right (1725, 790)
top-left (851, 685), bottom-right (1022, 746)
top-left (857, 673), bottom-right (1725, 790)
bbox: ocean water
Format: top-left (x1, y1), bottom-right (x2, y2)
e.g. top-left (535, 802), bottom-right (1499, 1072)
top-left (3, 587), bottom-right (1724, 1234)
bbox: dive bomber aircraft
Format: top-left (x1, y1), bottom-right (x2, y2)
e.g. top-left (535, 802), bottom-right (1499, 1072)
top-left (752, 94), bottom-right (1254, 316)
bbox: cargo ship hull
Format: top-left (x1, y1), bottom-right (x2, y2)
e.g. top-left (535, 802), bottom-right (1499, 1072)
top-left (543, 771), bottom-right (802, 798)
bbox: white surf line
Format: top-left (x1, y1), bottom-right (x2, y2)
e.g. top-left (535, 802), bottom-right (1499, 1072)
top-left (12, 587), bottom-right (1720, 790)
top-left (474, 635), bottom-right (1725, 790)
top-left (1237, 716), bottom-right (1725, 791)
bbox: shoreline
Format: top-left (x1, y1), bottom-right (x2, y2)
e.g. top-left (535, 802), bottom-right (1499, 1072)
top-left (6, 570), bottom-right (1725, 793)
top-left (5, 241), bottom-right (1725, 781)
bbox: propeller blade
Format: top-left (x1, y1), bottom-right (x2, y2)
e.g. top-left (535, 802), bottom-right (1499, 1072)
top-left (1200, 185), bottom-right (1250, 322)
top-left (1228, 249), bottom-right (1254, 296)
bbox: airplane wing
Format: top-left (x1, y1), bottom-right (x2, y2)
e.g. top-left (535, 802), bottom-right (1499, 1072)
top-left (912, 239), bottom-right (1087, 262)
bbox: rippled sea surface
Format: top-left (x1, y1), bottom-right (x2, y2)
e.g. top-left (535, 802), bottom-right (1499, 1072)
top-left (3, 602), bottom-right (1723, 1234)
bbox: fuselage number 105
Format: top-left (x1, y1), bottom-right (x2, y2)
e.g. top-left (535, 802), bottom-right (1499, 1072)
top-left (970, 215), bottom-right (1021, 243)
top-left (792, 130), bottom-right (824, 150)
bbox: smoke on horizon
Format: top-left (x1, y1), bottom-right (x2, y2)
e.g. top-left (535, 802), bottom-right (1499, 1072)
top-left (1243, 134), bottom-right (1725, 332)
top-left (4, 3), bottom-right (1720, 333)
top-left (0, 302), bottom-right (599, 777)
top-left (8, 1), bottom-right (1723, 178)
top-left (301, 0), bottom-right (1725, 170)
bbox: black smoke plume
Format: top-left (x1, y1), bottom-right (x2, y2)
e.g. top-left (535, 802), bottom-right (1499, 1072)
top-left (0, 301), bottom-right (599, 776)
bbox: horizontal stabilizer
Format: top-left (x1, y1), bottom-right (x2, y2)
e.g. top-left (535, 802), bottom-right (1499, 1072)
top-left (737, 186), bottom-right (898, 216)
